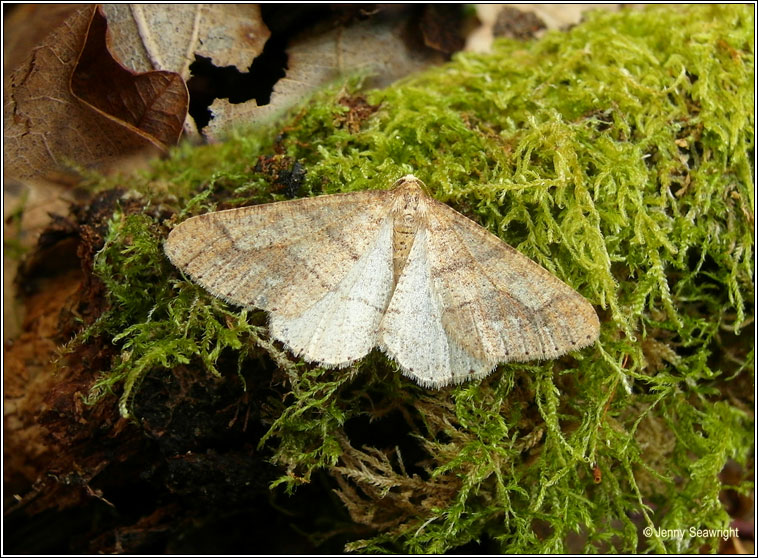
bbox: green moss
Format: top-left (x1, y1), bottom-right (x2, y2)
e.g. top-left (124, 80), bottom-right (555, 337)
top-left (77, 5), bottom-right (752, 553)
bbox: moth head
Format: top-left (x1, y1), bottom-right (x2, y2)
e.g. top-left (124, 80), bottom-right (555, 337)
top-left (392, 174), bottom-right (432, 197)
top-left (391, 174), bottom-right (430, 220)
top-left (393, 174), bottom-right (426, 189)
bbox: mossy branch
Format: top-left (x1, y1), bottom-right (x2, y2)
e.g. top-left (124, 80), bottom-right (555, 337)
top-left (71, 4), bottom-right (753, 553)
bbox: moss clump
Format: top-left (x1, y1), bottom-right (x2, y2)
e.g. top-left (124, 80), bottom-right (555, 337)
top-left (76, 5), bottom-right (752, 553)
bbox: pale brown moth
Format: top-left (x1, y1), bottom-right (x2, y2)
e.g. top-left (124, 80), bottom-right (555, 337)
top-left (165, 175), bottom-right (600, 387)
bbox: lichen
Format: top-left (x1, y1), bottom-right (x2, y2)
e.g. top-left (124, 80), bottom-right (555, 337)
top-left (73, 5), bottom-right (752, 553)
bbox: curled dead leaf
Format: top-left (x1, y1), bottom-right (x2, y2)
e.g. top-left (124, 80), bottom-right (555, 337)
top-left (71, 7), bottom-right (187, 148)
top-left (3, 5), bottom-right (188, 183)
top-left (101, 4), bottom-right (270, 136)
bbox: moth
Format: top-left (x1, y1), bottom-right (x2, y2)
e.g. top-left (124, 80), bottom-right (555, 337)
top-left (165, 175), bottom-right (600, 387)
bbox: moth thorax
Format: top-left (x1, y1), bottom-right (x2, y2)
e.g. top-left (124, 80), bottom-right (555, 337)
top-left (390, 180), bottom-right (427, 285)
top-left (391, 213), bottom-right (419, 287)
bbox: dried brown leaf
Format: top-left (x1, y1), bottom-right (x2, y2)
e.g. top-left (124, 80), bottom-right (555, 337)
top-left (101, 4), bottom-right (270, 78)
top-left (3, 5), bottom-right (187, 182)
top-left (205, 16), bottom-right (443, 140)
top-left (419, 4), bottom-right (465, 54)
top-left (71, 7), bottom-right (188, 148)
top-left (101, 4), bottom-right (269, 136)
top-left (3, 4), bottom-right (85, 76)
top-left (492, 6), bottom-right (547, 41)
